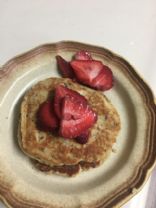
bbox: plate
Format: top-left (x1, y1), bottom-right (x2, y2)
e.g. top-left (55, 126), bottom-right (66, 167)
top-left (0, 41), bottom-right (155, 208)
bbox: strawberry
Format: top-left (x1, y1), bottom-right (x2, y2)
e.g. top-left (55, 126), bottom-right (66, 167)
top-left (92, 66), bottom-right (113, 90)
top-left (37, 100), bottom-right (59, 132)
top-left (75, 50), bottom-right (92, 60)
top-left (70, 60), bottom-right (103, 83)
top-left (75, 130), bottom-right (89, 144)
top-left (54, 85), bottom-right (87, 118)
top-left (56, 55), bottom-right (75, 79)
top-left (60, 96), bottom-right (97, 139)
top-left (70, 60), bottom-right (113, 91)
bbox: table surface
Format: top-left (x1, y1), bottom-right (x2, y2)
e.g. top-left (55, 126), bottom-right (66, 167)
top-left (0, 0), bottom-right (156, 207)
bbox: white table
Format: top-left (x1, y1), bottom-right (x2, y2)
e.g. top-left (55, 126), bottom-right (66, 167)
top-left (0, 0), bottom-right (156, 207)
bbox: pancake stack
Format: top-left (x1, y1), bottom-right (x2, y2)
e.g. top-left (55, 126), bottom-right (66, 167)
top-left (18, 78), bottom-right (120, 176)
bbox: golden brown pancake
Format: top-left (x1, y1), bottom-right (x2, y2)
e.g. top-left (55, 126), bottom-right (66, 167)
top-left (18, 78), bottom-right (120, 176)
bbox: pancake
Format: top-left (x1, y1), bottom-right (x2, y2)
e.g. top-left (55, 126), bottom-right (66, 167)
top-left (33, 160), bottom-right (100, 176)
top-left (18, 78), bottom-right (121, 176)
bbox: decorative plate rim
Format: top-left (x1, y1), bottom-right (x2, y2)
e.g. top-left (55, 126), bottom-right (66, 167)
top-left (0, 41), bottom-right (156, 208)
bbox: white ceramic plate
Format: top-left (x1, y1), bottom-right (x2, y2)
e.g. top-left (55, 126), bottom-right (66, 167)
top-left (0, 41), bottom-right (155, 208)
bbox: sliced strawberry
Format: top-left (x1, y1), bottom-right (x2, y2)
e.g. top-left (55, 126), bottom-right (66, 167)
top-left (56, 55), bottom-right (75, 79)
top-left (70, 60), bottom-right (113, 91)
top-left (75, 130), bottom-right (89, 144)
top-left (37, 100), bottom-right (59, 132)
top-left (75, 50), bottom-right (92, 60)
top-left (60, 96), bottom-right (97, 139)
top-left (54, 85), bottom-right (87, 118)
top-left (93, 66), bottom-right (113, 90)
top-left (70, 60), bottom-right (103, 84)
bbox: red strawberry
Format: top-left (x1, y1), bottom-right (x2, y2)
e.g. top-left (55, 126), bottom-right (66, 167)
top-left (75, 50), bottom-right (92, 60)
top-left (60, 96), bottom-right (97, 139)
top-left (70, 60), bottom-right (103, 83)
top-left (37, 100), bottom-right (59, 132)
top-left (56, 55), bottom-right (75, 79)
top-left (54, 85), bottom-right (87, 118)
top-left (70, 60), bottom-right (113, 91)
top-left (92, 66), bottom-right (113, 90)
top-left (75, 130), bottom-right (89, 144)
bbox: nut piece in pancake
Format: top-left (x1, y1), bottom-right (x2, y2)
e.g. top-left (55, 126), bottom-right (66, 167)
top-left (18, 78), bottom-right (120, 176)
